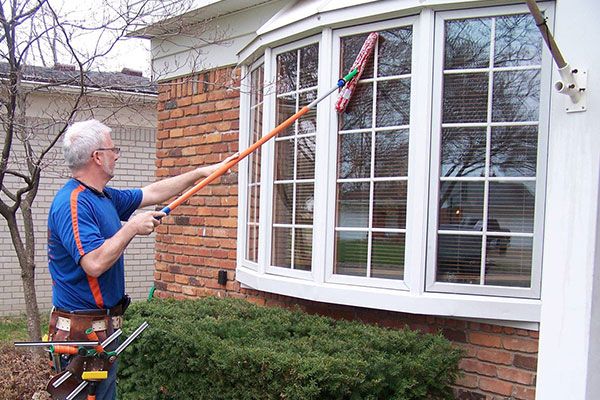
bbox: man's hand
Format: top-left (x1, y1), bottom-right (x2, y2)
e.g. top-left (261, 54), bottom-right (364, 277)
top-left (128, 211), bottom-right (165, 235)
top-left (199, 152), bottom-right (239, 177)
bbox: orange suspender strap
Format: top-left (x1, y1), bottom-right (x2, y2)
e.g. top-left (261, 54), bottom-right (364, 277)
top-left (70, 185), bottom-right (105, 309)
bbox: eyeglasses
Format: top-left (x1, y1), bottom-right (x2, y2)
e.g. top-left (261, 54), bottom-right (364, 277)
top-left (95, 147), bottom-right (121, 155)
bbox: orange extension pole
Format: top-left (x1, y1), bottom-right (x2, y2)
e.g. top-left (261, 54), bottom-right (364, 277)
top-left (160, 68), bottom-right (359, 216)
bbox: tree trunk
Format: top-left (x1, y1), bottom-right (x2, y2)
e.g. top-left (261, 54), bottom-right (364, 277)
top-left (6, 209), bottom-right (41, 342)
top-left (21, 258), bottom-right (41, 342)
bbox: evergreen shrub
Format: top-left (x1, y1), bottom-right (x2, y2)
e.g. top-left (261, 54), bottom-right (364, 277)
top-left (119, 297), bottom-right (462, 399)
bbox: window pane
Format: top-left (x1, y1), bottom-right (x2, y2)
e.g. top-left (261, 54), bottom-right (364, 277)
top-left (492, 69), bottom-right (540, 122)
top-left (277, 51), bottom-right (297, 94)
top-left (299, 44), bottom-right (319, 89)
top-left (444, 18), bottom-right (491, 69)
top-left (373, 181), bottom-right (407, 229)
top-left (375, 130), bottom-right (409, 177)
top-left (442, 73), bottom-right (488, 123)
top-left (494, 14), bottom-right (541, 67)
top-left (485, 236), bottom-right (532, 287)
top-left (488, 182), bottom-right (535, 233)
top-left (247, 224), bottom-right (258, 262)
top-left (297, 136), bottom-right (315, 180)
top-left (437, 234), bottom-right (482, 284)
top-left (299, 91), bottom-right (317, 134)
top-left (378, 27), bottom-right (412, 76)
top-left (248, 185), bottom-right (259, 223)
top-left (272, 227), bottom-right (292, 268)
top-left (338, 132), bottom-right (371, 179)
top-left (276, 95), bottom-right (297, 137)
top-left (438, 182), bottom-right (485, 230)
top-left (490, 126), bottom-right (538, 177)
top-left (294, 228), bottom-right (313, 271)
top-left (295, 183), bottom-right (315, 225)
top-left (273, 43), bottom-right (318, 272)
top-left (335, 231), bottom-right (368, 276)
top-left (251, 66), bottom-right (264, 106)
top-left (441, 127), bottom-right (487, 178)
top-left (274, 138), bottom-right (294, 181)
top-left (246, 65), bottom-right (263, 264)
top-left (341, 33), bottom-right (374, 80)
top-left (376, 78), bottom-right (411, 127)
top-left (273, 183), bottom-right (293, 224)
top-left (339, 83), bottom-right (373, 130)
top-left (337, 182), bottom-right (370, 228)
top-left (371, 233), bottom-right (405, 280)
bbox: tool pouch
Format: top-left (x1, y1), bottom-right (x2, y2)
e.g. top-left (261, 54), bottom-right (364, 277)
top-left (46, 310), bottom-right (118, 400)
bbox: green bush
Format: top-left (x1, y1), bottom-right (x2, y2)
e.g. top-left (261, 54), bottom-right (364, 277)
top-left (118, 298), bottom-right (462, 400)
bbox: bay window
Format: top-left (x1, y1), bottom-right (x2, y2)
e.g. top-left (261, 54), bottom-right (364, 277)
top-left (238, 3), bottom-right (552, 323)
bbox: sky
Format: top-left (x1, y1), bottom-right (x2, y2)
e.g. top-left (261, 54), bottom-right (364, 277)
top-left (52, 0), bottom-right (154, 76)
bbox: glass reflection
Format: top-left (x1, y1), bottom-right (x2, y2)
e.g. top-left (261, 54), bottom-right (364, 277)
top-left (299, 44), bottom-right (319, 89)
top-left (335, 230), bottom-right (368, 277)
top-left (490, 126), bottom-right (538, 177)
top-left (273, 183), bottom-right (293, 224)
top-left (338, 132), bottom-right (371, 179)
top-left (442, 73), bottom-right (488, 123)
top-left (371, 233), bottom-right (405, 280)
top-left (492, 70), bottom-right (540, 122)
top-left (488, 182), bottom-right (535, 233)
top-left (274, 138), bottom-right (294, 181)
top-left (272, 227), bottom-right (292, 268)
top-left (441, 127), bottom-right (486, 178)
top-left (294, 228), bottom-right (313, 271)
top-left (444, 18), bottom-right (491, 69)
top-left (376, 79), bottom-right (411, 127)
top-left (340, 83), bottom-right (373, 130)
top-left (296, 136), bottom-right (315, 180)
top-left (277, 51), bottom-right (297, 94)
top-left (378, 27), bottom-right (413, 76)
top-left (438, 181), bottom-right (485, 230)
top-left (337, 182), bottom-right (370, 228)
top-left (295, 183), bottom-right (315, 225)
top-left (436, 234), bottom-right (482, 284)
top-left (485, 236), bottom-right (532, 287)
top-left (373, 181), bottom-right (407, 229)
top-left (374, 130), bottom-right (409, 177)
top-left (494, 14), bottom-right (541, 67)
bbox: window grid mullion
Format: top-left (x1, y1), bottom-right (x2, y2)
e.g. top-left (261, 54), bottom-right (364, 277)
top-left (366, 40), bottom-right (381, 278)
top-left (480, 17), bottom-right (497, 285)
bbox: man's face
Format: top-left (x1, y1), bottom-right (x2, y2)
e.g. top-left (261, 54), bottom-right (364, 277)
top-left (97, 133), bottom-right (119, 179)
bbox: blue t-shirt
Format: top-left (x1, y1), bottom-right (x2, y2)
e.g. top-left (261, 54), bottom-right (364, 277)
top-left (48, 178), bottom-right (142, 311)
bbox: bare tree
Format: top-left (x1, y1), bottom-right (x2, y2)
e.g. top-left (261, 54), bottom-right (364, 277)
top-left (0, 0), bottom-right (233, 341)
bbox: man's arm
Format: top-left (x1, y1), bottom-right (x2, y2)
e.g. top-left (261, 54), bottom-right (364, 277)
top-left (140, 154), bottom-right (237, 208)
top-left (79, 210), bottom-right (164, 277)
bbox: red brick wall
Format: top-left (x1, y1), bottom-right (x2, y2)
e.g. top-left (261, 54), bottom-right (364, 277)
top-left (154, 66), bottom-right (538, 400)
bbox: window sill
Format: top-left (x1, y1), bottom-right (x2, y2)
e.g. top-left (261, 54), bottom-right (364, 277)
top-left (236, 264), bottom-right (541, 330)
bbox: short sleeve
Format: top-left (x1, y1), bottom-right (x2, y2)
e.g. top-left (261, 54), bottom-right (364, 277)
top-left (104, 187), bottom-right (143, 221)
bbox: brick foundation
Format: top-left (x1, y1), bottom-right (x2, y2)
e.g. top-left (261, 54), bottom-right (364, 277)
top-left (155, 65), bottom-right (538, 400)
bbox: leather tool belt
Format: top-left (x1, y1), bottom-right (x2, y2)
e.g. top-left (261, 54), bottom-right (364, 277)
top-left (48, 294), bottom-right (130, 343)
top-left (46, 296), bottom-right (130, 399)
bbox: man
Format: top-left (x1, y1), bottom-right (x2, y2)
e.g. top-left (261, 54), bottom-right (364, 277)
top-left (47, 119), bottom-right (235, 399)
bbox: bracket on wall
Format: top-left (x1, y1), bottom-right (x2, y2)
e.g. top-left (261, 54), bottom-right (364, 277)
top-left (555, 65), bottom-right (587, 113)
top-left (526, 0), bottom-right (587, 113)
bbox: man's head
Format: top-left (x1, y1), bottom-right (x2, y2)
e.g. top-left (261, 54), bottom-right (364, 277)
top-left (63, 119), bottom-right (119, 179)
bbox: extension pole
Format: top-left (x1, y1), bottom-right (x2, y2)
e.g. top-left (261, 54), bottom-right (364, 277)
top-left (525, 0), bottom-right (566, 68)
top-left (525, 0), bottom-right (584, 107)
top-left (160, 68), bottom-right (359, 216)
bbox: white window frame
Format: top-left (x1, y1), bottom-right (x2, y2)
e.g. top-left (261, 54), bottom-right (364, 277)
top-left (238, 58), bottom-right (265, 271)
top-left (325, 17), bottom-right (418, 291)
top-left (263, 35), bottom-right (321, 281)
top-left (236, 2), bottom-right (551, 326)
top-left (426, 4), bottom-right (553, 298)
